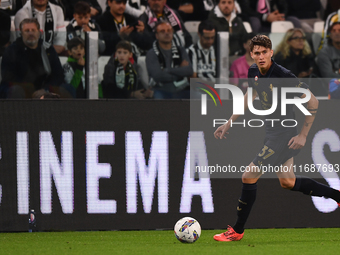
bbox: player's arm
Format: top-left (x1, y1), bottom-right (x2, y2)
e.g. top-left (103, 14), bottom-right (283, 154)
top-left (288, 90), bottom-right (319, 149)
top-left (214, 88), bottom-right (257, 139)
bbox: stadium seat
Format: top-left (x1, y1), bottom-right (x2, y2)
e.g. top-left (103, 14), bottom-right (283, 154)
top-left (184, 21), bottom-right (200, 33)
top-left (312, 33), bottom-right (322, 54)
top-left (98, 56), bottom-right (110, 83)
top-left (137, 56), bottom-right (149, 89)
top-left (243, 21), bottom-right (252, 33)
top-left (269, 33), bottom-right (285, 51)
top-left (10, 16), bottom-right (16, 42)
top-left (271, 21), bottom-right (294, 33)
top-left (313, 21), bottom-right (325, 33)
top-left (184, 21), bottom-right (200, 45)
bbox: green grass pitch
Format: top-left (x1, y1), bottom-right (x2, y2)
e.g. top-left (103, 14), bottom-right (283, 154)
top-left (0, 228), bottom-right (339, 255)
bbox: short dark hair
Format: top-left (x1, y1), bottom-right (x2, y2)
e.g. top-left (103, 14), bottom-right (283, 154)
top-left (198, 20), bottom-right (216, 35)
top-left (242, 32), bottom-right (256, 44)
top-left (67, 37), bottom-right (85, 50)
top-left (217, 0), bottom-right (234, 3)
top-left (108, 0), bottom-right (127, 3)
top-left (19, 18), bottom-right (40, 31)
top-left (74, 1), bottom-right (91, 15)
top-left (328, 22), bottom-right (340, 46)
top-left (116, 40), bottom-right (132, 52)
top-left (154, 21), bottom-right (173, 33)
top-left (249, 34), bottom-right (272, 51)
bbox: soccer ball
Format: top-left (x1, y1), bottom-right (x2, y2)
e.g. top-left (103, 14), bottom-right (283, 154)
top-left (174, 217), bottom-right (201, 243)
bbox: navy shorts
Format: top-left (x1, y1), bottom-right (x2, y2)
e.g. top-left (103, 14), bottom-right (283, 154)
top-left (252, 134), bottom-right (301, 167)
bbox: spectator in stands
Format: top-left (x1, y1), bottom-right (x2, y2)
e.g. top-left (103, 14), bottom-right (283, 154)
top-left (139, 0), bottom-right (192, 48)
top-left (229, 32), bottom-right (255, 92)
top-left (187, 20), bottom-right (216, 82)
top-left (66, 1), bottom-right (105, 54)
top-left (0, 18), bottom-right (64, 98)
top-left (97, 0), bottom-right (149, 56)
top-left (14, 0), bottom-right (66, 54)
top-left (316, 22), bottom-right (340, 78)
top-left (0, 4), bottom-right (11, 56)
top-left (70, 0), bottom-right (102, 19)
top-left (238, 0), bottom-right (301, 33)
top-left (102, 40), bottom-right (151, 98)
top-left (146, 21), bottom-right (193, 99)
top-left (63, 37), bottom-right (86, 98)
top-left (319, 8), bottom-right (340, 51)
top-left (208, 0), bottom-right (248, 56)
top-left (125, 0), bottom-right (208, 21)
top-left (274, 28), bottom-right (315, 78)
top-left (286, 0), bottom-right (322, 33)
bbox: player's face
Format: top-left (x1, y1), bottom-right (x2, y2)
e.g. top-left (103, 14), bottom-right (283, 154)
top-left (155, 23), bottom-right (173, 44)
top-left (109, 0), bottom-right (126, 16)
top-left (21, 23), bottom-right (40, 48)
top-left (69, 45), bottom-right (85, 60)
top-left (218, 0), bottom-right (234, 17)
top-left (251, 45), bottom-right (273, 74)
top-left (148, 0), bottom-right (166, 14)
top-left (73, 13), bottom-right (91, 27)
top-left (199, 29), bottom-right (215, 49)
top-left (288, 31), bottom-right (305, 51)
top-left (330, 24), bottom-right (340, 44)
top-left (116, 48), bottom-right (132, 66)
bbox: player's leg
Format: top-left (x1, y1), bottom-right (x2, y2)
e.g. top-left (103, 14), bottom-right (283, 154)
top-left (213, 162), bottom-right (262, 242)
top-left (278, 157), bottom-right (340, 204)
top-left (276, 157), bottom-right (296, 189)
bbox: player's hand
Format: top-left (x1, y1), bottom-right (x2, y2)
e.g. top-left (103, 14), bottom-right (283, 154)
top-left (82, 24), bottom-right (91, 32)
top-left (135, 21), bottom-right (145, 33)
top-left (288, 134), bottom-right (306, 150)
top-left (214, 123), bottom-right (230, 140)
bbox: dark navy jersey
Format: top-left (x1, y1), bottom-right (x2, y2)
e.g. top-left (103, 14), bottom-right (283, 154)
top-left (248, 60), bottom-right (309, 136)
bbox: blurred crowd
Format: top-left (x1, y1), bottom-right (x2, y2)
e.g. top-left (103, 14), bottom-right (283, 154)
top-left (0, 0), bottom-right (339, 99)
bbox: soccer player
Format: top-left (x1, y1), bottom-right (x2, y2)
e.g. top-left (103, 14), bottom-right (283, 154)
top-left (213, 34), bottom-right (340, 242)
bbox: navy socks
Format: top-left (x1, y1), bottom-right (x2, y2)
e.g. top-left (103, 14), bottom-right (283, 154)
top-left (292, 176), bottom-right (340, 202)
top-left (233, 183), bottom-right (257, 234)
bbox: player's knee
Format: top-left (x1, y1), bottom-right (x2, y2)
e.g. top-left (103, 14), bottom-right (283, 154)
top-left (242, 173), bottom-right (258, 184)
top-left (280, 179), bottom-right (295, 189)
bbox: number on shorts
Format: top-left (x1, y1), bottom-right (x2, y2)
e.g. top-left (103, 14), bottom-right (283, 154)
top-left (258, 145), bottom-right (275, 159)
